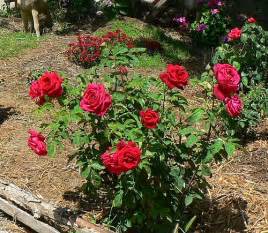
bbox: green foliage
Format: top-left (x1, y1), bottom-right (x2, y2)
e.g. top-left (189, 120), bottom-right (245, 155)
top-left (226, 86), bottom-right (268, 135)
top-left (212, 22), bottom-right (268, 88)
top-left (34, 64), bottom-right (240, 232)
top-left (191, 7), bottom-right (230, 47)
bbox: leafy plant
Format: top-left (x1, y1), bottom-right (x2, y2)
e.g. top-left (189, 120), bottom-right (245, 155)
top-left (190, 2), bottom-right (230, 47)
top-left (66, 30), bottom-right (145, 68)
top-left (28, 62), bottom-right (240, 232)
top-left (212, 20), bottom-right (268, 88)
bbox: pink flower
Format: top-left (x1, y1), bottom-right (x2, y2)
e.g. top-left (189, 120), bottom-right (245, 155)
top-left (227, 28), bottom-right (242, 41)
top-left (28, 130), bottom-right (47, 156)
top-left (211, 9), bottom-right (220, 14)
top-left (247, 17), bottom-right (256, 23)
top-left (225, 96), bottom-right (243, 118)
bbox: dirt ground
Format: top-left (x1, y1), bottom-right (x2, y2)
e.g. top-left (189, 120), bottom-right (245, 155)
top-left (0, 18), bottom-right (267, 233)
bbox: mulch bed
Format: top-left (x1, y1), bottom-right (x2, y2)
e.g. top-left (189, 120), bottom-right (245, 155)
top-left (0, 17), bottom-right (267, 233)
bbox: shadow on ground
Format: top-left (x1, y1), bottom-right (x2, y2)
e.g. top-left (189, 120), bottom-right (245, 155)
top-left (194, 195), bottom-right (248, 233)
top-left (0, 106), bottom-right (17, 124)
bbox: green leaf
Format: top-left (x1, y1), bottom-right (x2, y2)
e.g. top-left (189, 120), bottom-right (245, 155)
top-left (91, 162), bottom-right (105, 171)
top-left (113, 190), bottom-right (123, 208)
top-left (186, 135), bottom-right (198, 148)
top-left (47, 141), bottom-right (57, 157)
top-left (203, 139), bottom-right (224, 163)
top-left (81, 166), bottom-right (90, 178)
top-left (184, 215), bottom-right (197, 232)
top-left (185, 195), bottom-right (193, 206)
top-left (224, 142), bottom-right (236, 157)
top-left (179, 127), bottom-right (195, 136)
top-left (188, 108), bottom-right (205, 123)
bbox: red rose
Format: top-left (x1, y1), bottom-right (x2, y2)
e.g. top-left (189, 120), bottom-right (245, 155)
top-left (116, 141), bottom-right (141, 172)
top-left (225, 95), bottom-right (243, 118)
top-left (247, 17), bottom-right (256, 23)
top-left (101, 141), bottom-right (141, 175)
top-left (160, 64), bottom-right (189, 89)
top-left (140, 109), bottom-right (160, 129)
top-left (101, 151), bottom-right (122, 175)
top-left (29, 81), bottom-right (45, 105)
top-left (213, 84), bottom-right (230, 101)
top-left (38, 71), bottom-right (64, 97)
top-left (213, 64), bottom-right (240, 97)
top-left (28, 130), bottom-right (47, 156)
top-left (228, 28), bottom-right (242, 41)
top-left (80, 83), bottom-right (112, 117)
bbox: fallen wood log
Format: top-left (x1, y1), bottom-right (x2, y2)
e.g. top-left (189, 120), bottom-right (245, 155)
top-left (0, 179), bottom-right (114, 233)
top-left (0, 197), bottom-right (60, 233)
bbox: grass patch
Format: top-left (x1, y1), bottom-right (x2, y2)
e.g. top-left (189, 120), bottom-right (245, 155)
top-left (0, 30), bottom-right (43, 59)
top-left (94, 18), bottom-right (192, 68)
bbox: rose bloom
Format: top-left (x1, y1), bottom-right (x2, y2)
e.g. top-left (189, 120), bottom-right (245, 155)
top-left (211, 9), bottom-right (220, 14)
top-left (29, 81), bottom-right (45, 105)
top-left (225, 95), bottom-right (243, 118)
top-left (28, 130), bottom-right (47, 156)
top-left (80, 83), bottom-right (112, 117)
top-left (247, 17), bottom-right (256, 23)
top-left (213, 64), bottom-right (240, 98)
top-left (140, 109), bottom-right (160, 129)
top-left (38, 71), bottom-right (64, 97)
top-left (101, 141), bottom-right (141, 175)
top-left (101, 151), bottom-right (122, 175)
top-left (116, 141), bottom-right (141, 172)
top-left (160, 64), bottom-right (189, 90)
top-left (227, 28), bottom-right (242, 41)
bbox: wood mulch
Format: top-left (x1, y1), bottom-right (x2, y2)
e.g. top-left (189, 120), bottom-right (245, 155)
top-left (0, 17), bottom-right (267, 233)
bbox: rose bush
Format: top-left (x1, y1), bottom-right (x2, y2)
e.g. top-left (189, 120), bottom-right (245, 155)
top-left (28, 61), bottom-right (242, 232)
top-left (67, 29), bottom-right (145, 68)
top-left (208, 18), bottom-right (268, 134)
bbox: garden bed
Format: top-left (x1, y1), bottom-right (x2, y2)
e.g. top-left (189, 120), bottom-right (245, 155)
top-left (0, 17), bottom-right (267, 232)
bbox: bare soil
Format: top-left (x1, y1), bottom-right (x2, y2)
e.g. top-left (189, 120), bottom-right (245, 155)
top-left (0, 17), bottom-right (267, 233)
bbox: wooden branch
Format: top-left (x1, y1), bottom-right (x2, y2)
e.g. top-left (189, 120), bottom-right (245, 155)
top-left (0, 179), bottom-right (114, 233)
top-left (0, 197), bottom-right (60, 233)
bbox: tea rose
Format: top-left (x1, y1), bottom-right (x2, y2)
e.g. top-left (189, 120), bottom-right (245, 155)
top-left (227, 28), bottom-right (242, 41)
top-left (213, 64), bottom-right (240, 96)
top-left (80, 83), bottom-right (112, 117)
top-left (38, 71), bottom-right (64, 97)
top-left (29, 81), bottom-right (45, 105)
top-left (225, 95), bottom-right (243, 118)
top-left (140, 109), bottom-right (160, 129)
top-left (28, 130), bottom-right (47, 156)
top-left (247, 17), bottom-right (256, 23)
top-left (160, 64), bottom-right (189, 89)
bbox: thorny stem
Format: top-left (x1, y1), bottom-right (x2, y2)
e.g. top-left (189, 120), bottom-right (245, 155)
top-left (206, 97), bottom-right (215, 142)
top-left (162, 87), bottom-right (167, 113)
